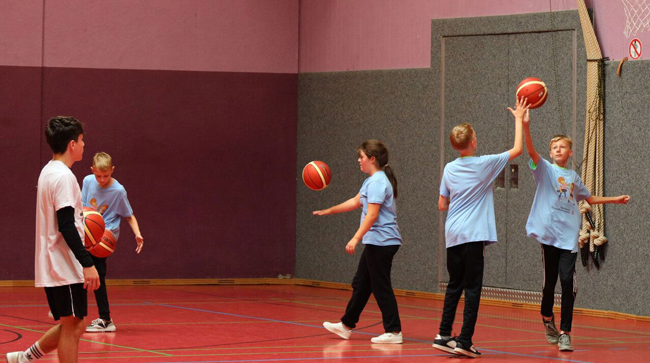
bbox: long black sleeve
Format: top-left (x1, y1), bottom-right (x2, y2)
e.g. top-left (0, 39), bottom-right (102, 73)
top-left (57, 206), bottom-right (94, 268)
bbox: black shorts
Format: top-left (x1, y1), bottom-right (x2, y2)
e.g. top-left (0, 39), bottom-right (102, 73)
top-left (44, 283), bottom-right (87, 320)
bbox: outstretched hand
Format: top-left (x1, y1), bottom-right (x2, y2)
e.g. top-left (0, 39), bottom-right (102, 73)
top-left (615, 195), bottom-right (630, 204)
top-left (507, 97), bottom-right (530, 120)
top-left (313, 209), bottom-right (332, 216)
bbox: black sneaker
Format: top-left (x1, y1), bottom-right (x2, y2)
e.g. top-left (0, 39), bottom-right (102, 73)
top-left (543, 315), bottom-right (560, 344)
top-left (432, 334), bottom-right (457, 354)
top-left (454, 341), bottom-right (481, 358)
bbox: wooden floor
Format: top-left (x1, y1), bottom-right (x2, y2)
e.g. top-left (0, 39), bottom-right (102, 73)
top-left (1, 284), bottom-right (649, 362)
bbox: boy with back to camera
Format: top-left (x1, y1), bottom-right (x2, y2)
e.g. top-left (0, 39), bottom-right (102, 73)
top-left (523, 111), bottom-right (629, 352)
top-left (5, 116), bottom-right (100, 363)
top-left (432, 97), bottom-right (528, 358)
top-left (82, 152), bottom-right (144, 332)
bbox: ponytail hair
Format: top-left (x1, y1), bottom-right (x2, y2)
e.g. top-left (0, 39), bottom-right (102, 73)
top-left (358, 139), bottom-right (398, 198)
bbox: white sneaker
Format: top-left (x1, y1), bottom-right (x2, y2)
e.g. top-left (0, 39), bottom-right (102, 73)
top-left (323, 322), bottom-right (351, 340)
top-left (371, 332), bottom-right (403, 344)
top-left (86, 318), bottom-right (117, 332)
top-left (5, 352), bottom-right (22, 363)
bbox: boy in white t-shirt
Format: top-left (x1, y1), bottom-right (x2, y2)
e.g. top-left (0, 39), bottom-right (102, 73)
top-left (4, 116), bottom-right (100, 363)
top-left (433, 97), bottom-right (527, 358)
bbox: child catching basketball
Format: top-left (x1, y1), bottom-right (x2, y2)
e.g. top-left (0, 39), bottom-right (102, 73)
top-left (523, 110), bottom-right (629, 352)
top-left (82, 152), bottom-right (144, 332)
top-left (432, 97), bottom-right (528, 358)
top-left (5, 116), bottom-right (100, 363)
top-left (315, 140), bottom-right (403, 344)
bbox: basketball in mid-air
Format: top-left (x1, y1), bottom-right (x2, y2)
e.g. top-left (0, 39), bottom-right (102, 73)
top-left (87, 229), bottom-right (117, 258)
top-left (516, 77), bottom-right (548, 109)
top-left (83, 207), bottom-right (105, 249)
top-left (302, 161), bottom-right (332, 191)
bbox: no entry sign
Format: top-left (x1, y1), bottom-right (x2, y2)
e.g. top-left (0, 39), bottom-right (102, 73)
top-left (630, 38), bottom-right (642, 60)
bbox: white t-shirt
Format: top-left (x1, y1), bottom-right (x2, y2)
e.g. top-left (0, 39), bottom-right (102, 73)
top-left (35, 160), bottom-right (85, 287)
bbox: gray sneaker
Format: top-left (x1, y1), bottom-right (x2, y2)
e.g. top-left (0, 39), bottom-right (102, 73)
top-left (543, 316), bottom-right (559, 344)
top-left (86, 318), bottom-right (117, 332)
top-left (558, 333), bottom-right (573, 351)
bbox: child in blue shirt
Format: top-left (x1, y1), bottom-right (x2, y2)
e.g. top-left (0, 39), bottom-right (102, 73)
top-left (433, 97), bottom-right (528, 358)
top-left (523, 114), bottom-right (629, 351)
top-left (316, 140), bottom-right (403, 344)
top-left (82, 152), bottom-right (144, 332)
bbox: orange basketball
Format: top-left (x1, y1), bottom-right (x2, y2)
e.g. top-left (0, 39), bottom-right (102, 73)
top-left (516, 77), bottom-right (548, 109)
top-left (83, 207), bottom-right (105, 249)
top-left (302, 161), bottom-right (332, 191)
top-left (87, 229), bottom-right (117, 258)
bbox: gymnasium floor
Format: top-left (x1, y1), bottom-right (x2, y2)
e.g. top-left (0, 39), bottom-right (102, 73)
top-left (1, 284), bottom-right (649, 362)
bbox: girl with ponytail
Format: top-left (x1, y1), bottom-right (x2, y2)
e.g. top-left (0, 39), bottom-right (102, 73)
top-left (314, 139), bottom-right (403, 344)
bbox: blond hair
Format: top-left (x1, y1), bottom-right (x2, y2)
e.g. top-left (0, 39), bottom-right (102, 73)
top-left (92, 152), bottom-right (113, 170)
top-left (549, 135), bottom-right (572, 151)
top-left (450, 123), bottom-right (475, 151)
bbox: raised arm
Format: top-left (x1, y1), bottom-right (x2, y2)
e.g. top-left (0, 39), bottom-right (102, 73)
top-left (585, 195), bottom-right (630, 205)
top-left (522, 107), bottom-right (540, 165)
top-left (313, 193), bottom-right (362, 216)
top-left (507, 97), bottom-right (529, 161)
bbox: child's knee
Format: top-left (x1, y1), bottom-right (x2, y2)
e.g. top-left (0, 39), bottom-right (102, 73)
top-left (60, 316), bottom-right (87, 338)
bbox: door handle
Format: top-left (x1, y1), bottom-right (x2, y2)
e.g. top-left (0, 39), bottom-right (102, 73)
top-left (510, 164), bottom-right (518, 189)
top-left (495, 167), bottom-right (505, 189)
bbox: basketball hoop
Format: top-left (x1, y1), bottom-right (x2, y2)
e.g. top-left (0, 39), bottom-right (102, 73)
top-left (623, 0), bottom-right (650, 38)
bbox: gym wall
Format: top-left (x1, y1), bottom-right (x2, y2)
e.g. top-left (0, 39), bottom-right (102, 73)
top-left (296, 8), bottom-right (650, 317)
top-left (0, 0), bottom-right (299, 279)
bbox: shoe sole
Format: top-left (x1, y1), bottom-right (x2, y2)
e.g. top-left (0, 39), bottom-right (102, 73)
top-left (371, 339), bottom-right (402, 344)
top-left (454, 348), bottom-right (481, 358)
top-left (432, 343), bottom-right (457, 354)
top-left (86, 327), bottom-right (117, 333)
top-left (323, 323), bottom-right (350, 340)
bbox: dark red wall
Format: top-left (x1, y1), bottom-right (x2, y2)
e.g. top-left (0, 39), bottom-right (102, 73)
top-left (1, 66), bottom-right (297, 279)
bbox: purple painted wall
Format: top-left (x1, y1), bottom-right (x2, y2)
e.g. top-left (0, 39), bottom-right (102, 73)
top-left (44, 68), bottom-right (298, 279)
top-left (299, 0), bottom-right (643, 72)
top-left (0, 0), bottom-right (298, 280)
top-left (0, 0), bottom-right (299, 73)
top-left (0, 1), bottom-right (43, 67)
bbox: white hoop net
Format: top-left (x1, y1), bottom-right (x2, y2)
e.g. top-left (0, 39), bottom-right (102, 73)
top-left (623, 0), bottom-right (650, 38)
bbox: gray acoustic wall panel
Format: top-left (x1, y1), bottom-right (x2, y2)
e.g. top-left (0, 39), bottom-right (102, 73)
top-left (574, 60), bottom-right (650, 316)
top-left (433, 11), bottom-right (587, 293)
top-left (296, 10), bottom-right (650, 317)
top-left (296, 70), bottom-right (438, 292)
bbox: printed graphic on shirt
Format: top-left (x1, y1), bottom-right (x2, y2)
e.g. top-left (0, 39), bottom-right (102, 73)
top-left (555, 177), bottom-right (577, 215)
top-left (89, 198), bottom-right (108, 215)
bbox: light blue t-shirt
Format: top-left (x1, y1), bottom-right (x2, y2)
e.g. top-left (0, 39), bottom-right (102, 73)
top-left (82, 175), bottom-right (133, 240)
top-left (526, 158), bottom-right (591, 252)
top-left (358, 171), bottom-right (402, 246)
top-left (440, 151), bottom-right (510, 248)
